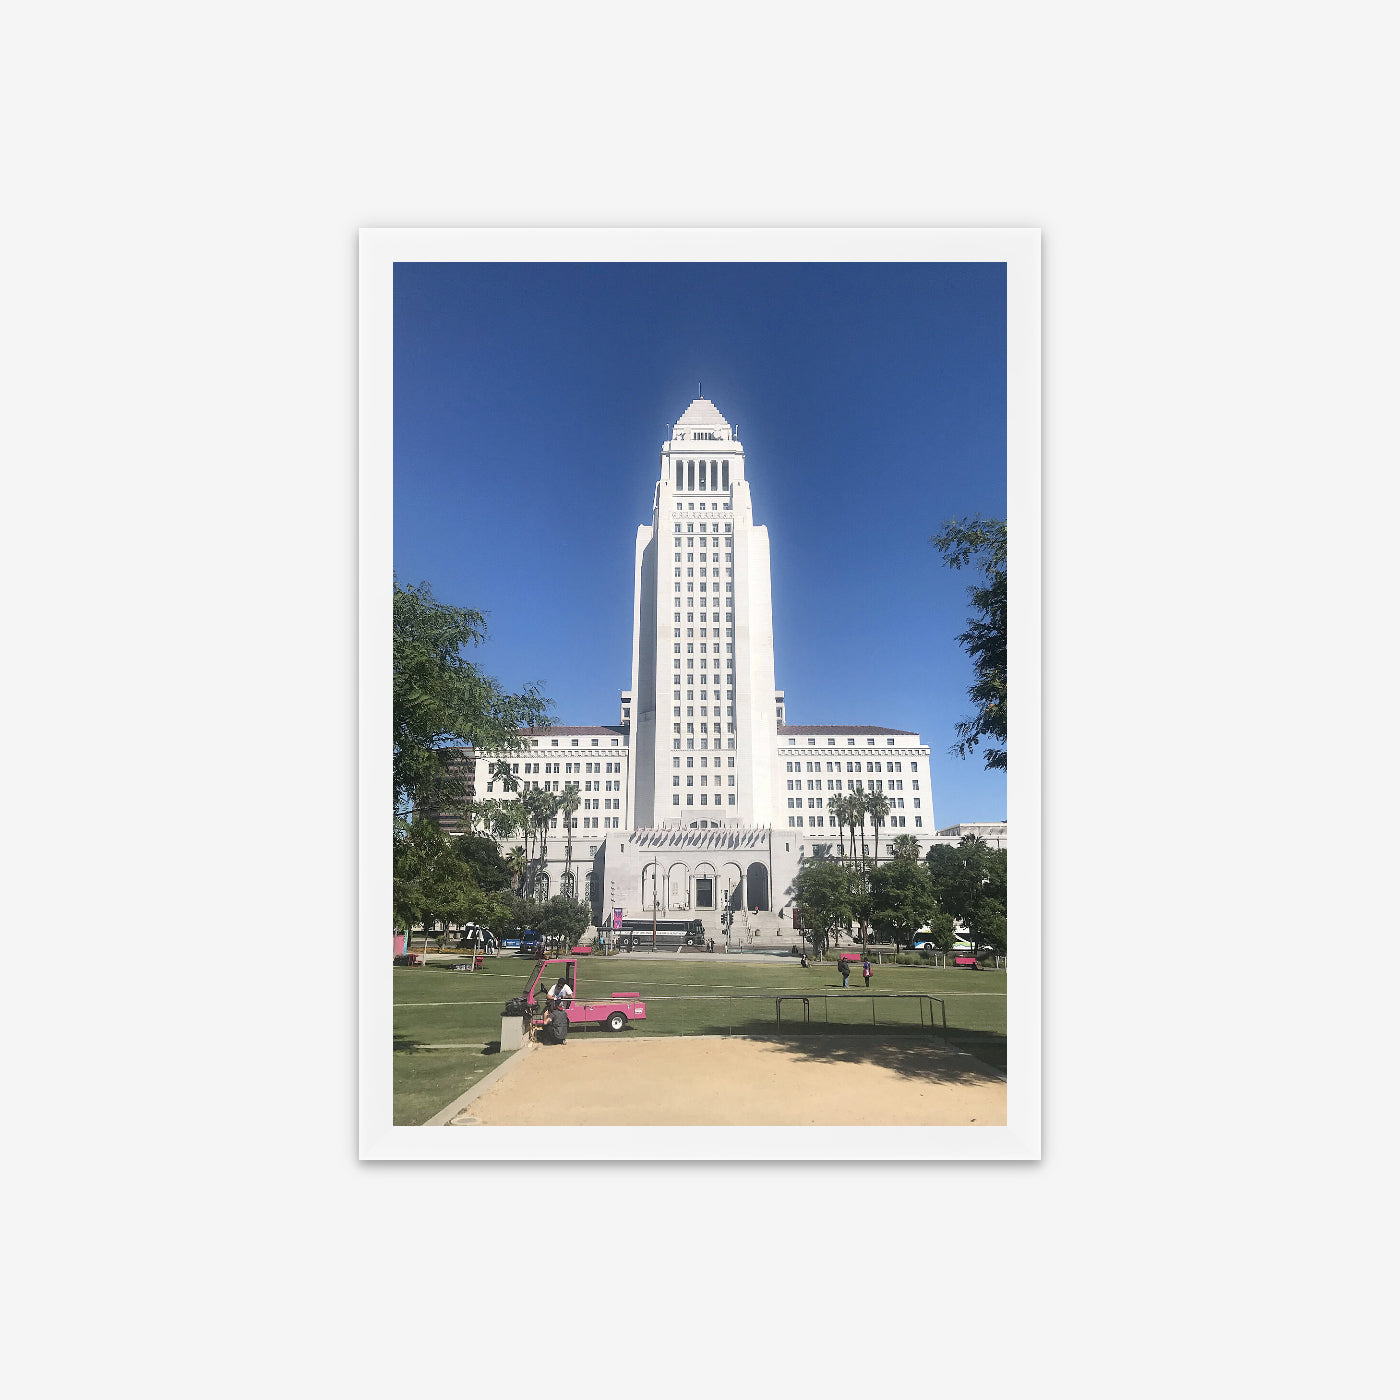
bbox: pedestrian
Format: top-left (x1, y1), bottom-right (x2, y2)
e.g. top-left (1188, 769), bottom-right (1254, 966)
top-left (862, 956), bottom-right (872, 988)
top-left (840, 958), bottom-right (851, 988)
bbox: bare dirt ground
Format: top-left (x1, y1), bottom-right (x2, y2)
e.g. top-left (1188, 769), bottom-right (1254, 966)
top-left (454, 1034), bottom-right (1005, 1126)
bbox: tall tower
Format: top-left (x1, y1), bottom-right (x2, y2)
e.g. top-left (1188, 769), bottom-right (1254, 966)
top-left (629, 398), bottom-right (778, 829)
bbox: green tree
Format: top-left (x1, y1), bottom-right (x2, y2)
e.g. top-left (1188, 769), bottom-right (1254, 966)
top-left (536, 894), bottom-right (590, 952)
top-left (869, 859), bottom-right (941, 950)
top-left (827, 792), bottom-right (849, 865)
top-left (931, 517), bottom-right (1007, 772)
top-left (791, 859), bottom-right (856, 960)
top-left (393, 816), bottom-right (503, 937)
top-left (889, 832), bottom-right (922, 862)
top-left (559, 783), bottom-right (581, 899)
top-left (925, 836), bottom-right (1008, 954)
top-left (846, 789), bottom-right (872, 946)
top-left (504, 846), bottom-right (526, 895)
top-left (393, 577), bottom-right (552, 820)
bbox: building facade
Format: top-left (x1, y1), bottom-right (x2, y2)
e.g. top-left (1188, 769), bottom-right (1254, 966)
top-left (452, 398), bottom-right (1000, 930)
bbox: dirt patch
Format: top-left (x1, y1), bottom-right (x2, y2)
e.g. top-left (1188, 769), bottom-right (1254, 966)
top-left (456, 1035), bottom-right (1005, 1126)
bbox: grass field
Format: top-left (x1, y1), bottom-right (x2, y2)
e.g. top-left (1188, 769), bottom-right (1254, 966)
top-left (393, 956), bottom-right (1007, 1125)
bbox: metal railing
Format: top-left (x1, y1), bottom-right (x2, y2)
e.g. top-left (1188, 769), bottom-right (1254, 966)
top-left (775, 993), bottom-right (946, 1034)
top-left (588, 991), bottom-right (946, 1038)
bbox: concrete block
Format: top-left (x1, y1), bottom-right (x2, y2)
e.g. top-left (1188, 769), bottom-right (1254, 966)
top-left (500, 1014), bottom-right (523, 1051)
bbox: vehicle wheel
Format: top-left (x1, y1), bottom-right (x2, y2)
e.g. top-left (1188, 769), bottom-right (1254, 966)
top-left (605, 1011), bottom-right (627, 1032)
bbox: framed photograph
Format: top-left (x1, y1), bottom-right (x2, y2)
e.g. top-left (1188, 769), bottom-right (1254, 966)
top-left (360, 229), bottom-right (1039, 1159)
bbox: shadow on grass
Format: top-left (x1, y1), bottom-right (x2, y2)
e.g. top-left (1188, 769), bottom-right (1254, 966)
top-left (759, 1029), bottom-right (1007, 1084)
top-left (395, 1035), bottom-right (503, 1057)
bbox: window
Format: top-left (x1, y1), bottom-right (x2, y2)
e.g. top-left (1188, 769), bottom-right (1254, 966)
top-left (915, 817), bottom-right (922, 827)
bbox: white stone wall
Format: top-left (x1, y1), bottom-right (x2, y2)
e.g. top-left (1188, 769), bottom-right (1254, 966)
top-left (775, 732), bottom-right (935, 834)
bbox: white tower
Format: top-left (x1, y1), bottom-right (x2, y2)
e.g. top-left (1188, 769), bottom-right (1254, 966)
top-left (629, 398), bottom-right (779, 829)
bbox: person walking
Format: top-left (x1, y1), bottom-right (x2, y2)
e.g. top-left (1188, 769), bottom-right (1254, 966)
top-left (839, 958), bottom-right (851, 988)
top-left (862, 956), bottom-right (872, 988)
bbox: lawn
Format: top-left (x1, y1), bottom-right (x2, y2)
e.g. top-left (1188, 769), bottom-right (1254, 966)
top-left (393, 956), bottom-right (1007, 1125)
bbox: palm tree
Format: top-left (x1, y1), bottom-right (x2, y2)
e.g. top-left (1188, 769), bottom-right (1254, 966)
top-left (559, 782), bottom-right (581, 900)
top-left (863, 789), bottom-right (891, 951)
top-left (505, 846), bottom-right (526, 894)
top-left (845, 788), bottom-right (871, 949)
top-left (865, 788), bottom-right (890, 870)
top-left (828, 792), bottom-right (847, 866)
top-left (530, 790), bottom-right (561, 900)
top-left (889, 832), bottom-right (921, 862)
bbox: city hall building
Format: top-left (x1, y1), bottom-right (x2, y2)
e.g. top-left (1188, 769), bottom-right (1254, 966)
top-left (455, 397), bottom-right (956, 931)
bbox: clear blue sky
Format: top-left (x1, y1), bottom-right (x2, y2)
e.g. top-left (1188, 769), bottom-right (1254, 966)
top-left (394, 261), bottom-right (1007, 825)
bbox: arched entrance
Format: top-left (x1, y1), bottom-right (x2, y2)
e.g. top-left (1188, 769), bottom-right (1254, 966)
top-left (693, 861), bottom-right (716, 909)
top-left (720, 862), bottom-right (744, 911)
top-left (667, 862), bottom-right (690, 909)
top-left (641, 863), bottom-right (661, 912)
top-left (746, 861), bottom-right (770, 912)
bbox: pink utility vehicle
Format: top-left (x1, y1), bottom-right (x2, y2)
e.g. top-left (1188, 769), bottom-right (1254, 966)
top-left (505, 957), bottom-right (647, 1033)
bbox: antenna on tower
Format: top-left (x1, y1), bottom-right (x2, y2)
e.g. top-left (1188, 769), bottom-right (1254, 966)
top-left (698, 381), bottom-right (702, 397)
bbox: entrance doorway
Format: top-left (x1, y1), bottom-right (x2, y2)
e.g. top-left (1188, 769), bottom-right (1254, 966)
top-left (695, 877), bottom-right (714, 909)
top-left (746, 862), bottom-right (770, 911)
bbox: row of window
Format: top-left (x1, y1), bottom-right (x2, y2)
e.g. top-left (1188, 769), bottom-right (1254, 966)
top-left (674, 612), bottom-right (730, 626)
top-left (786, 796), bottom-right (915, 810)
top-left (674, 793), bottom-right (737, 806)
top-left (674, 738), bottom-right (737, 750)
top-left (673, 722), bottom-right (736, 734)
top-left (787, 778), bottom-right (917, 792)
top-left (675, 690), bottom-right (731, 702)
top-left (785, 760), bottom-right (914, 774)
top-left (674, 521), bottom-right (732, 534)
top-left (788, 815), bottom-right (922, 828)
top-left (675, 707), bottom-right (733, 719)
top-left (673, 755), bottom-right (734, 768)
top-left (674, 581), bottom-right (733, 595)
top-left (786, 736), bottom-right (900, 747)
top-left (530, 737), bottom-right (620, 747)
top-left (673, 774), bottom-right (736, 786)
top-left (673, 653), bottom-right (734, 670)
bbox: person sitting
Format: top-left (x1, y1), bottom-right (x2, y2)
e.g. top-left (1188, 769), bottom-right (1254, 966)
top-left (545, 975), bottom-right (573, 1012)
